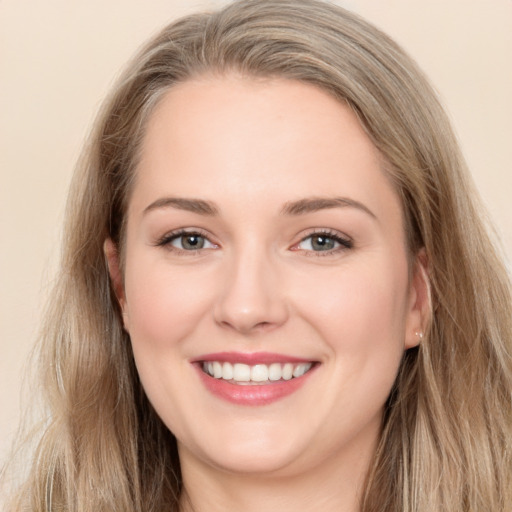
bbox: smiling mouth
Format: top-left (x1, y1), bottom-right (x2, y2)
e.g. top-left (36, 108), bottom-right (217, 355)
top-left (201, 361), bottom-right (314, 384)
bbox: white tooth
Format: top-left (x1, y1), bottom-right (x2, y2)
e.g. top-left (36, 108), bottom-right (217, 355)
top-left (293, 363), bottom-right (313, 377)
top-left (293, 363), bottom-right (306, 377)
top-left (213, 361), bottom-right (223, 379)
top-left (233, 363), bottom-right (251, 382)
top-left (222, 362), bottom-right (234, 380)
top-left (207, 362), bottom-right (214, 376)
top-left (282, 363), bottom-right (293, 380)
top-left (268, 363), bottom-right (283, 381)
top-left (251, 364), bottom-right (269, 382)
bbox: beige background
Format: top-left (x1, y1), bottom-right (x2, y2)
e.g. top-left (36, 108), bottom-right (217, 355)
top-left (1, 0), bottom-right (511, 466)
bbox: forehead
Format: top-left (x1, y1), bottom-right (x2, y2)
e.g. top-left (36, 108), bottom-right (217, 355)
top-left (132, 75), bottom-right (402, 226)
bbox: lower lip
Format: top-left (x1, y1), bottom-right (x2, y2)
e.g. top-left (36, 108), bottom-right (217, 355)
top-left (195, 365), bottom-right (317, 406)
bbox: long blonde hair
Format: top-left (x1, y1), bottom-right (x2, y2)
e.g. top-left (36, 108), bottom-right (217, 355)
top-left (5, 1), bottom-right (512, 510)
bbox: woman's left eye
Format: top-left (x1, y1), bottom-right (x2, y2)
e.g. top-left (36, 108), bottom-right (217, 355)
top-left (295, 232), bottom-right (353, 253)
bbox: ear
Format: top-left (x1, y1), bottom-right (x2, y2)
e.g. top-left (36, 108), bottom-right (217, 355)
top-left (104, 238), bottom-right (129, 329)
top-left (404, 248), bottom-right (431, 349)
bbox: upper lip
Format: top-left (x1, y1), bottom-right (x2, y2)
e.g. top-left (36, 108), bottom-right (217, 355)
top-left (191, 351), bottom-right (316, 365)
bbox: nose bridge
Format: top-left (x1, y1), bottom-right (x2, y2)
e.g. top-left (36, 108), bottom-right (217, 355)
top-left (214, 240), bottom-right (288, 333)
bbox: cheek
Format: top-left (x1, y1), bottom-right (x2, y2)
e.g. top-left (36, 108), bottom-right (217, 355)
top-left (294, 254), bottom-right (409, 370)
top-left (307, 254), bottom-right (405, 311)
top-left (124, 257), bottom-right (214, 346)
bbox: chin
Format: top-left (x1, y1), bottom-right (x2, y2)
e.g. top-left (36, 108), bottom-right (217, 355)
top-left (179, 427), bottom-right (309, 476)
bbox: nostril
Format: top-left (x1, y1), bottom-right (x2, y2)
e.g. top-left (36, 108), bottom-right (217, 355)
top-left (217, 318), bottom-right (273, 334)
top-left (253, 321), bottom-right (274, 331)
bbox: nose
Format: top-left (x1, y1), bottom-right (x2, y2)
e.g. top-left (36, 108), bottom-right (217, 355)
top-left (213, 247), bottom-right (289, 335)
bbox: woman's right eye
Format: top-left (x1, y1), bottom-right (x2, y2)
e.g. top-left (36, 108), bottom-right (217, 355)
top-left (157, 231), bottom-right (217, 252)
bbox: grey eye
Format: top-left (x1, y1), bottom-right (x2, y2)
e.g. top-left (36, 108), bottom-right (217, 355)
top-left (171, 234), bottom-right (207, 250)
top-left (299, 234), bottom-right (338, 251)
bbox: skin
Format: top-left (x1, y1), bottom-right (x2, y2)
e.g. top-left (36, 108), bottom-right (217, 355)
top-left (106, 75), bottom-right (429, 512)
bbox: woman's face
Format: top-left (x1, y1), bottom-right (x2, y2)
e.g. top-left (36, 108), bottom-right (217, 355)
top-left (109, 76), bottom-right (426, 478)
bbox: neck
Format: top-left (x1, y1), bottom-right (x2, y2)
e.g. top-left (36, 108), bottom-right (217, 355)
top-left (178, 442), bottom-right (374, 512)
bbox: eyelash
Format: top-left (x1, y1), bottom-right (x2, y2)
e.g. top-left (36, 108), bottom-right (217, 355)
top-left (155, 228), bottom-right (353, 256)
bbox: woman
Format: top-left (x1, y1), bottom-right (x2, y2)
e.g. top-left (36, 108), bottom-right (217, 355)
top-left (5, 0), bottom-right (511, 510)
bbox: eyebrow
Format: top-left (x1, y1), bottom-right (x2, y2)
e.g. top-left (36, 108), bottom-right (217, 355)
top-left (143, 195), bottom-right (376, 219)
top-left (143, 197), bottom-right (219, 216)
top-left (280, 196), bottom-right (376, 219)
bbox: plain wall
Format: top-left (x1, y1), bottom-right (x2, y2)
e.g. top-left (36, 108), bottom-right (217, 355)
top-left (1, 0), bottom-right (511, 467)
